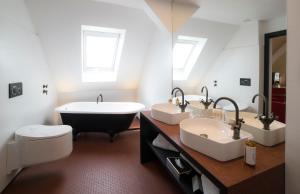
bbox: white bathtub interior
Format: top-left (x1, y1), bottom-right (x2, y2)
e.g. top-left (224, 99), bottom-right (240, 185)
top-left (56, 102), bottom-right (146, 114)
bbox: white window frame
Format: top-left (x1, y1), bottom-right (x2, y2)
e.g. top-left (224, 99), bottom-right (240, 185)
top-left (81, 25), bottom-right (126, 82)
top-left (173, 35), bottom-right (207, 81)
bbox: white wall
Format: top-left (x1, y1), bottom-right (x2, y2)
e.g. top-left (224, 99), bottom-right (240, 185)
top-left (173, 18), bottom-right (238, 93)
top-left (286, 0), bottom-right (300, 193)
top-left (25, 0), bottom-right (156, 105)
top-left (260, 16), bottom-right (287, 35)
top-left (138, 28), bottom-right (172, 109)
top-left (200, 22), bottom-right (260, 111)
top-left (0, 0), bottom-right (57, 191)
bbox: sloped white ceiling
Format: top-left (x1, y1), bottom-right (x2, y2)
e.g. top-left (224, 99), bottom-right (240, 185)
top-left (25, 0), bottom-right (156, 94)
top-left (172, 0), bottom-right (199, 32)
top-left (144, 0), bottom-right (173, 32)
top-left (173, 18), bottom-right (239, 91)
top-left (92, 0), bottom-right (145, 9)
top-left (93, 0), bottom-right (286, 25)
top-left (194, 0), bottom-right (286, 24)
top-left (92, 0), bottom-right (201, 10)
top-left (24, 0), bottom-right (286, 103)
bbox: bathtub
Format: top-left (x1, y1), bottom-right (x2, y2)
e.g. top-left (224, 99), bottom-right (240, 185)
top-left (55, 102), bottom-right (145, 141)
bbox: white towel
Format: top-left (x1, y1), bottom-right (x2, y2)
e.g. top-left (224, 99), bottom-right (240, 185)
top-left (192, 175), bottom-right (202, 192)
top-left (152, 134), bottom-right (178, 152)
top-left (201, 174), bottom-right (220, 194)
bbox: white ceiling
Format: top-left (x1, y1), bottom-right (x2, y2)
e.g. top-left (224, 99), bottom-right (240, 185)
top-left (93, 0), bottom-right (286, 24)
top-left (92, 0), bottom-right (144, 9)
top-left (194, 0), bottom-right (286, 24)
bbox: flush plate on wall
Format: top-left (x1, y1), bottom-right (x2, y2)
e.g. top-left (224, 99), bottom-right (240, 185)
top-left (240, 78), bottom-right (251, 86)
top-left (9, 82), bottom-right (23, 98)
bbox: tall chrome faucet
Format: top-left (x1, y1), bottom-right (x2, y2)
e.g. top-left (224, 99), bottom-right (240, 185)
top-left (171, 87), bottom-right (189, 113)
top-left (214, 97), bottom-right (244, 140)
top-left (200, 86), bottom-right (214, 109)
top-left (252, 93), bottom-right (276, 130)
top-left (97, 93), bottom-right (103, 104)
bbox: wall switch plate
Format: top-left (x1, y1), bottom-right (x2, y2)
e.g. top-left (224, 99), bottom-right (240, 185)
top-left (214, 80), bottom-right (218, 87)
top-left (9, 82), bottom-right (23, 98)
top-left (240, 78), bottom-right (251, 86)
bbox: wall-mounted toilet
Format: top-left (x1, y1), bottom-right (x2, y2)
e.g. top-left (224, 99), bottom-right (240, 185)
top-left (7, 125), bottom-right (73, 174)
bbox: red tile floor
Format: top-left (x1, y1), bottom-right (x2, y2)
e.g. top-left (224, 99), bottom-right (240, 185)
top-left (3, 119), bottom-right (183, 194)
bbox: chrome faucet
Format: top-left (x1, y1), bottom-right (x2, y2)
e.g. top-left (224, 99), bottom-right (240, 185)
top-left (97, 93), bottom-right (103, 104)
top-left (200, 86), bottom-right (214, 109)
top-left (252, 93), bottom-right (276, 130)
top-left (214, 97), bottom-right (244, 140)
top-left (171, 87), bottom-right (189, 113)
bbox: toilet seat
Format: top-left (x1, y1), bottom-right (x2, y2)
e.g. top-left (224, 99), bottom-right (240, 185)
top-left (7, 125), bottom-right (73, 174)
top-left (15, 125), bottom-right (72, 141)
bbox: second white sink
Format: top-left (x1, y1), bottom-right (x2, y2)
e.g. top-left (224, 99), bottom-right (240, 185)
top-left (226, 112), bottom-right (285, 146)
top-left (180, 118), bottom-right (252, 161)
top-left (151, 103), bottom-right (190, 125)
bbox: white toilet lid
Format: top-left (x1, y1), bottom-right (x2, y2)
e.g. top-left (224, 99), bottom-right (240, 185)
top-left (15, 125), bottom-right (72, 141)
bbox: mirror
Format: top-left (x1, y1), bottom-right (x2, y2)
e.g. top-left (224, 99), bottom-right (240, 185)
top-left (264, 31), bottom-right (287, 123)
top-left (171, 0), bottom-right (287, 118)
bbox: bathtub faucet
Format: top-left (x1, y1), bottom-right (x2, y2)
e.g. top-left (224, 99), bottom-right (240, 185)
top-left (97, 93), bottom-right (103, 104)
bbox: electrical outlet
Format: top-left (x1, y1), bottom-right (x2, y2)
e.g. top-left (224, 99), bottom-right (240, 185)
top-left (9, 82), bottom-right (23, 98)
top-left (240, 78), bottom-right (251, 86)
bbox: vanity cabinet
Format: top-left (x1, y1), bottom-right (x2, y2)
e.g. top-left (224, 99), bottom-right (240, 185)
top-left (272, 87), bottom-right (286, 123)
top-left (140, 111), bottom-right (285, 194)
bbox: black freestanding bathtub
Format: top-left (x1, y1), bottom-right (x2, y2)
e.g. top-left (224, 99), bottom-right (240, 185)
top-left (56, 102), bottom-right (145, 142)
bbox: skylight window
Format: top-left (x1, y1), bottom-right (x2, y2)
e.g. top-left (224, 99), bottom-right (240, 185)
top-left (173, 36), bottom-right (207, 80)
top-left (81, 25), bottom-right (126, 82)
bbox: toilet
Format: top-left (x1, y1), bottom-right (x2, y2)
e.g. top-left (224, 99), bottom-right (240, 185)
top-left (6, 125), bottom-right (73, 174)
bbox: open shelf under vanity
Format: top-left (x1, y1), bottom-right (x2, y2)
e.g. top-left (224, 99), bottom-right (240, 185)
top-left (140, 111), bottom-right (285, 194)
top-left (145, 140), bottom-right (201, 194)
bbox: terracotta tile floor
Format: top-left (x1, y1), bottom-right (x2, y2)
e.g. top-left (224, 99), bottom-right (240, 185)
top-left (3, 128), bottom-right (183, 194)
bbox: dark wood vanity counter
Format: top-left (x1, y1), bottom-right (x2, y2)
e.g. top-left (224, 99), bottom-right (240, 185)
top-left (140, 111), bottom-right (285, 194)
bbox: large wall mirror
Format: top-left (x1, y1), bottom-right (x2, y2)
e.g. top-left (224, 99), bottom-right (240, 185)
top-left (171, 0), bottom-right (287, 119)
top-left (264, 30), bottom-right (287, 123)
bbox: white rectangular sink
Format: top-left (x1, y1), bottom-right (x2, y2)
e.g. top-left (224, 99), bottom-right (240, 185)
top-left (226, 112), bottom-right (285, 146)
top-left (188, 101), bottom-right (214, 110)
top-left (151, 103), bottom-right (190, 125)
top-left (188, 102), bottom-right (223, 118)
top-left (180, 118), bottom-right (252, 161)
